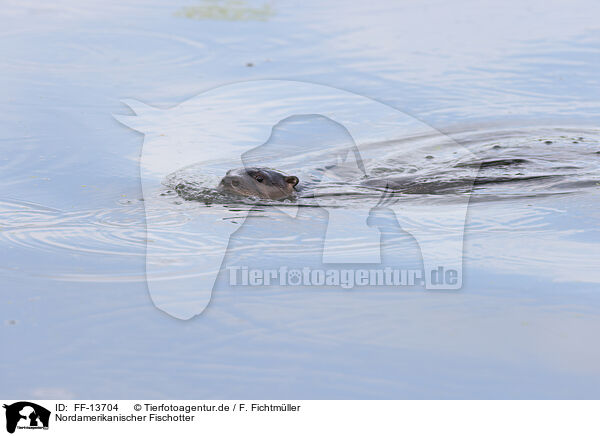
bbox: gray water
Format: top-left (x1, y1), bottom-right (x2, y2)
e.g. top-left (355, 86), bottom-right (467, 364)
top-left (1, 0), bottom-right (600, 399)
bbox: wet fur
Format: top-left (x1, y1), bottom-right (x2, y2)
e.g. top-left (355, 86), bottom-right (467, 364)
top-left (219, 167), bottom-right (299, 200)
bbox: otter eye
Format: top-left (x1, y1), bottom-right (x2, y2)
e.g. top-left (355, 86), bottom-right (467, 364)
top-left (255, 176), bottom-right (264, 183)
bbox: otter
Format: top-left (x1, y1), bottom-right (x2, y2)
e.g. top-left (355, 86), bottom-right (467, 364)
top-left (218, 167), bottom-right (299, 200)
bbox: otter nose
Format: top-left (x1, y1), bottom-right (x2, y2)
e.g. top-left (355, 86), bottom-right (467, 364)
top-left (221, 176), bottom-right (240, 187)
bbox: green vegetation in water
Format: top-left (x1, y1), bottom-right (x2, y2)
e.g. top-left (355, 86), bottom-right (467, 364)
top-left (175, 0), bottom-right (274, 21)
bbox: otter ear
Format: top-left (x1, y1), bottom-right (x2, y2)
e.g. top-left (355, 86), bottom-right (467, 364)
top-left (285, 176), bottom-right (299, 187)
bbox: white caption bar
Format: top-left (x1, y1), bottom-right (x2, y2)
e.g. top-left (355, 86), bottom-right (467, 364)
top-left (1, 400), bottom-right (598, 436)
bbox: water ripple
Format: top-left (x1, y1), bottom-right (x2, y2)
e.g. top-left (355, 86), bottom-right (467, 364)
top-left (1, 126), bottom-right (598, 284)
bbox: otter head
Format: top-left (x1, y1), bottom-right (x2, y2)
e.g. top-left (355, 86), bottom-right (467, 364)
top-left (218, 167), bottom-right (299, 200)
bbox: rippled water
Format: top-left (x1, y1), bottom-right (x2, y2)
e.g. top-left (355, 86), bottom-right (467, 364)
top-left (1, 0), bottom-right (600, 399)
top-left (169, 124), bottom-right (600, 205)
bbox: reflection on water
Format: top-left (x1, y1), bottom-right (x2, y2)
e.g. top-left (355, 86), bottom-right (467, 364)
top-left (1, 0), bottom-right (600, 399)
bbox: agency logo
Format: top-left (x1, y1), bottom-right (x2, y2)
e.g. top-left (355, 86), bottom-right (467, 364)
top-left (3, 402), bottom-right (50, 434)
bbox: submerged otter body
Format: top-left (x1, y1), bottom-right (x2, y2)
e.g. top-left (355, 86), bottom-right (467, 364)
top-left (218, 167), bottom-right (472, 200)
top-left (218, 167), bottom-right (299, 200)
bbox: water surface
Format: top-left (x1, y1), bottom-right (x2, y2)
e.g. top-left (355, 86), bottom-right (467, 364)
top-left (1, 0), bottom-right (600, 399)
